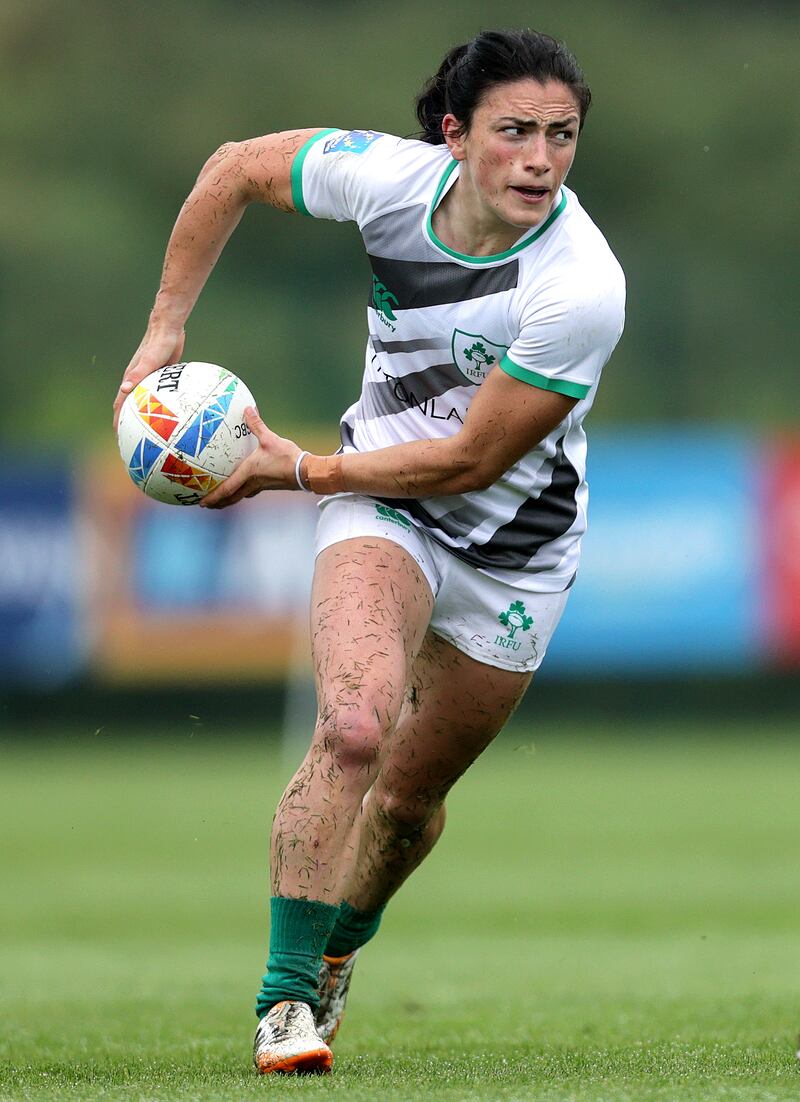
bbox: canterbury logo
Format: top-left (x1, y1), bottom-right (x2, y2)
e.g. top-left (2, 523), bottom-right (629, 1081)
top-left (375, 503), bottom-right (411, 528)
top-left (372, 276), bottom-right (399, 322)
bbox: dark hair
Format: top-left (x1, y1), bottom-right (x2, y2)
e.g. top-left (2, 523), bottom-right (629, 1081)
top-left (415, 29), bottom-right (591, 145)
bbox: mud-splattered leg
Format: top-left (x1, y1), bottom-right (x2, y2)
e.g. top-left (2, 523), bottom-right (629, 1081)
top-left (342, 630), bottom-right (531, 912)
top-left (270, 538), bottom-right (433, 903)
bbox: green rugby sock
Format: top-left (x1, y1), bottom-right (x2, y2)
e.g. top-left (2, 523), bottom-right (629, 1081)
top-left (255, 896), bottom-right (340, 1018)
top-left (324, 899), bottom-right (385, 958)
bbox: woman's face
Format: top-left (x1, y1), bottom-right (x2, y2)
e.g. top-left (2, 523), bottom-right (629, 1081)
top-left (443, 78), bottom-right (581, 232)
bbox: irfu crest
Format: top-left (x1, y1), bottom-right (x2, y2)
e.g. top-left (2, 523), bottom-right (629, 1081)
top-left (464, 341), bottom-right (495, 369)
top-left (498, 600), bottom-right (534, 639)
top-left (451, 330), bottom-right (509, 384)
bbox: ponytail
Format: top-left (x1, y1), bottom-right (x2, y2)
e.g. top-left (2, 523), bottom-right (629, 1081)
top-left (415, 43), bottom-right (469, 145)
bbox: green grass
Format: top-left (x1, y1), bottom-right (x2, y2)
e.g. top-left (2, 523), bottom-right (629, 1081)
top-left (1, 721), bottom-right (800, 1100)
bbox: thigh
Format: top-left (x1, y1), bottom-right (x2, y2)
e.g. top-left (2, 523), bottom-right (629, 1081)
top-left (311, 536), bottom-right (434, 738)
top-left (374, 628), bottom-right (531, 814)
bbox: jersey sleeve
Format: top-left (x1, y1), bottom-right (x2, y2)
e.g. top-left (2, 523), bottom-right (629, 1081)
top-left (500, 267), bottom-right (626, 401)
top-left (290, 128), bottom-right (401, 227)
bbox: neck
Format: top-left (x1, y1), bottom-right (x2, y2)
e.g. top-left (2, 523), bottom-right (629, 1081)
top-left (433, 175), bottom-right (535, 258)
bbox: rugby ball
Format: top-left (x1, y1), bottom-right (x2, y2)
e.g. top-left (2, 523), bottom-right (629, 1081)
top-left (117, 361), bottom-right (258, 505)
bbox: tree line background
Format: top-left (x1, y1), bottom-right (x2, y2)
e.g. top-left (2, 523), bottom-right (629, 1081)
top-left (2, 0), bottom-right (797, 449)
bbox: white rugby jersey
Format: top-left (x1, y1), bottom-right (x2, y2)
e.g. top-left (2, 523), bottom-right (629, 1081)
top-left (291, 128), bottom-right (626, 592)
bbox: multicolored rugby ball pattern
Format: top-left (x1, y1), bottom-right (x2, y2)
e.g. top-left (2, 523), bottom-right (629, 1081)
top-left (117, 362), bottom-right (258, 505)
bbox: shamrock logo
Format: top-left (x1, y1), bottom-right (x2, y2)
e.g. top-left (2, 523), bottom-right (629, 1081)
top-left (498, 600), bottom-right (534, 639)
top-left (463, 341), bottom-right (496, 368)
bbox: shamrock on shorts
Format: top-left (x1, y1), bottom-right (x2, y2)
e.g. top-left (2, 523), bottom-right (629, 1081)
top-left (498, 600), bottom-right (534, 639)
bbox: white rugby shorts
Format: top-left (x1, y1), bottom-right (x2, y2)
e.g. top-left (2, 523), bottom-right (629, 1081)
top-left (314, 493), bottom-right (570, 674)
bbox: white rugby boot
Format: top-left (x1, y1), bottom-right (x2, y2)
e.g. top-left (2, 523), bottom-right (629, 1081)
top-left (315, 948), bottom-right (361, 1043)
top-left (252, 1000), bottom-right (333, 1075)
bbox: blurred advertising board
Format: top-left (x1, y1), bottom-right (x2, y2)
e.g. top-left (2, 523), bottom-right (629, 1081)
top-left (546, 430), bottom-right (760, 673)
top-left (0, 431), bottom-right (793, 686)
top-left (761, 440), bottom-right (800, 664)
top-left (84, 462), bottom-right (319, 682)
top-left (0, 461), bottom-right (86, 687)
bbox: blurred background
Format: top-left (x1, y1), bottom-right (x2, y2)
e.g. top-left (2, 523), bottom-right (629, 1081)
top-left (2, 5), bottom-right (800, 1090)
top-left (1, 0), bottom-right (799, 724)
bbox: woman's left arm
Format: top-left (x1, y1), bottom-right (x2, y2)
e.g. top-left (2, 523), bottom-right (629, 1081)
top-left (200, 368), bottom-right (576, 508)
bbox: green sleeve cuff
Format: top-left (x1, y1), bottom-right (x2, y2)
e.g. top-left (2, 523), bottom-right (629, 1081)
top-left (290, 128), bottom-right (339, 216)
top-left (499, 355), bottom-right (591, 400)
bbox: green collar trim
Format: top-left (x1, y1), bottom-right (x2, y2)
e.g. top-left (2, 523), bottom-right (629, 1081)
top-left (425, 159), bottom-right (567, 264)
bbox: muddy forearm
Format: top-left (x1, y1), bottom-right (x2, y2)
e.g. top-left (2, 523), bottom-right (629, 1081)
top-left (301, 435), bottom-right (493, 497)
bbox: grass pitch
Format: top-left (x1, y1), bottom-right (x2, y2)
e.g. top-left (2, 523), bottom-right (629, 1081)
top-left (1, 719), bottom-right (799, 1100)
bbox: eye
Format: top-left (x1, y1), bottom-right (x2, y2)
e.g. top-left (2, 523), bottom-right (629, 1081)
top-left (501, 126), bottom-right (524, 137)
top-left (553, 130), bottom-right (575, 142)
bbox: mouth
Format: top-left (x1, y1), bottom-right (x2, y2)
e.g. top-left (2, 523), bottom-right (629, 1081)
top-left (510, 185), bottom-right (551, 204)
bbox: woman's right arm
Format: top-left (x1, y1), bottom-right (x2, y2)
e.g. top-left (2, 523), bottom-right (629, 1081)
top-left (113, 128), bottom-right (324, 427)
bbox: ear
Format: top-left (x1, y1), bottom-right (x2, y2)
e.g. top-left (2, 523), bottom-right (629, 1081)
top-left (442, 114), bottom-right (467, 161)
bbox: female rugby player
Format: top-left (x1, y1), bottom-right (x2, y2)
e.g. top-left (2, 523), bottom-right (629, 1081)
top-left (114, 29), bottom-right (625, 1074)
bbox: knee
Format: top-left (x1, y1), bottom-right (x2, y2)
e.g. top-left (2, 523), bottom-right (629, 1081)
top-left (315, 707), bottom-right (389, 776)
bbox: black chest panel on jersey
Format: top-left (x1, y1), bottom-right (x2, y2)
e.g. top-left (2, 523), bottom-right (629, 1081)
top-left (368, 255), bottom-right (519, 311)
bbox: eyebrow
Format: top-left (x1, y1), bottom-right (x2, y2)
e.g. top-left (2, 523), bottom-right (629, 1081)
top-left (498, 116), bottom-right (579, 128)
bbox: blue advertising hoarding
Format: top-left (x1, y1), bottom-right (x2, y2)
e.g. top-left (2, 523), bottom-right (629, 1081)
top-left (546, 429), bottom-right (759, 673)
top-left (0, 462), bottom-right (85, 687)
top-left (0, 431), bottom-right (772, 687)
top-left (130, 495), bottom-right (318, 614)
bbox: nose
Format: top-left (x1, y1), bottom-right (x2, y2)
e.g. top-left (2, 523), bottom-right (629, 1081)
top-left (524, 132), bottom-right (551, 175)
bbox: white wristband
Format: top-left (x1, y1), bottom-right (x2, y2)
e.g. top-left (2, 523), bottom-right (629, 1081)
top-left (294, 450), bottom-right (312, 492)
